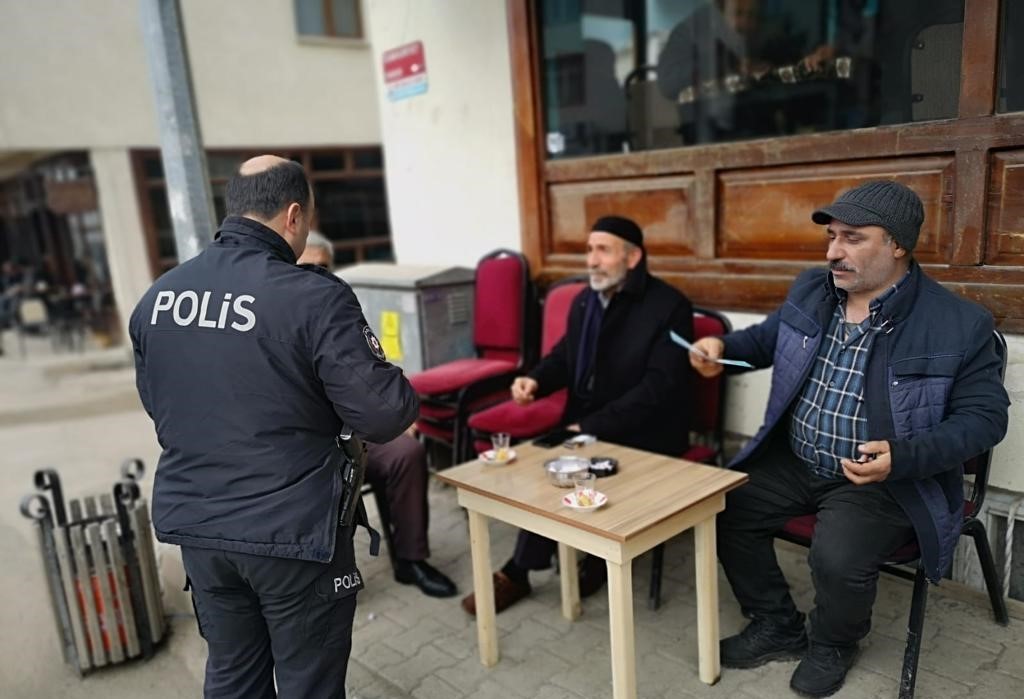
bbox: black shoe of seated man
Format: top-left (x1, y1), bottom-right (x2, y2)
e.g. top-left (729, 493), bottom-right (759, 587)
top-left (394, 559), bottom-right (458, 598)
top-left (790, 642), bottom-right (858, 698)
top-left (720, 613), bottom-right (808, 669)
top-left (578, 555), bottom-right (608, 598)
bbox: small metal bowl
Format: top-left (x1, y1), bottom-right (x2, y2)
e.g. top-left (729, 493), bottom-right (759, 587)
top-left (543, 456), bottom-right (591, 488)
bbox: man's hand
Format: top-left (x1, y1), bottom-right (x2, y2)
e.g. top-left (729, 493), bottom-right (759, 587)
top-left (840, 440), bottom-right (892, 485)
top-left (801, 44), bottom-right (836, 72)
top-left (566, 423), bottom-right (581, 432)
top-left (511, 376), bottom-right (539, 405)
top-left (689, 337), bottom-right (726, 378)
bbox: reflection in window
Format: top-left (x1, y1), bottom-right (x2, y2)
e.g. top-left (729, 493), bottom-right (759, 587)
top-left (538, 0), bottom-right (966, 157)
top-left (998, 0), bottom-right (1024, 113)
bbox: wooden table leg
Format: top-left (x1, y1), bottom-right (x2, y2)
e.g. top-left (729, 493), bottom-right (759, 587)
top-left (695, 516), bottom-right (720, 684)
top-left (558, 542), bottom-right (581, 621)
top-left (467, 509), bottom-right (498, 666)
top-left (606, 559), bottom-right (636, 699)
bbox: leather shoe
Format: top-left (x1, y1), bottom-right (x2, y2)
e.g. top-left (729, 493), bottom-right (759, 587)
top-left (790, 642), bottom-right (858, 698)
top-left (461, 571), bottom-right (531, 616)
top-left (394, 559), bottom-right (458, 598)
top-left (578, 555), bottom-right (607, 598)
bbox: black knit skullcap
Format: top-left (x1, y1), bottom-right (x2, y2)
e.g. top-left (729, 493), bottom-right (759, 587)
top-left (812, 180), bottom-right (924, 252)
top-left (591, 216), bottom-right (644, 249)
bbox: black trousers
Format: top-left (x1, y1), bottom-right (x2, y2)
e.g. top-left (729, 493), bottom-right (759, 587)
top-left (717, 433), bottom-right (915, 647)
top-left (181, 525), bottom-right (362, 699)
top-left (512, 529), bottom-right (558, 570)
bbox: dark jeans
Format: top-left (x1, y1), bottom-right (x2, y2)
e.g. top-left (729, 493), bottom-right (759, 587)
top-left (717, 434), bottom-right (915, 646)
top-left (181, 525), bottom-right (361, 699)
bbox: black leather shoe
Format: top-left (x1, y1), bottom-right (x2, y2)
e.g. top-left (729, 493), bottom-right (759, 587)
top-left (720, 613), bottom-right (808, 669)
top-left (578, 555), bottom-right (607, 598)
top-left (394, 559), bottom-right (458, 598)
top-left (790, 642), bottom-right (858, 698)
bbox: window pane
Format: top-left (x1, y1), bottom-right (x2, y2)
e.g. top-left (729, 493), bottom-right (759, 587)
top-left (311, 153), bottom-right (347, 171)
top-left (998, 0), bottom-right (1024, 112)
top-left (207, 153), bottom-right (246, 180)
top-left (353, 149), bottom-right (383, 170)
top-left (142, 155), bottom-right (163, 180)
top-left (294, 0), bottom-right (326, 36)
top-left (211, 181), bottom-right (227, 223)
top-left (314, 178), bottom-right (389, 240)
top-left (538, 0), bottom-right (966, 157)
top-left (148, 188), bottom-right (176, 259)
top-left (331, 0), bottom-right (360, 38)
top-left (364, 243), bottom-right (394, 262)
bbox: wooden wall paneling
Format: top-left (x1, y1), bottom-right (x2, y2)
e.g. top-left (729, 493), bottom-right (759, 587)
top-left (716, 157), bottom-right (955, 262)
top-left (986, 150), bottom-right (1024, 266)
top-left (507, 0), bottom-right (547, 278)
top-left (544, 113), bottom-right (1024, 184)
top-left (959, 0), bottom-right (1001, 118)
top-left (951, 148), bottom-right (989, 265)
top-left (693, 169), bottom-right (716, 259)
top-left (548, 176), bottom-right (697, 259)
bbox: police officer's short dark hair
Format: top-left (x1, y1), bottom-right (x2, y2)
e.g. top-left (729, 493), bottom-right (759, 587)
top-left (225, 160), bottom-right (312, 219)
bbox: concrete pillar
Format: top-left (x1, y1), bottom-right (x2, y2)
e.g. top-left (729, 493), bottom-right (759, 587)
top-left (90, 148), bottom-right (154, 347)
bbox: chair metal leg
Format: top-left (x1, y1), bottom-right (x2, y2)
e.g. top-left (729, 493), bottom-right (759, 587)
top-left (648, 543), bottom-right (665, 610)
top-left (898, 568), bottom-right (929, 699)
top-left (963, 518), bottom-right (1010, 625)
top-left (371, 487), bottom-right (399, 572)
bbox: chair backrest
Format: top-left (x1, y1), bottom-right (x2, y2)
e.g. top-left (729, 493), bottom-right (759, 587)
top-left (965, 330), bottom-right (1009, 515)
top-left (540, 277), bottom-right (587, 356)
top-left (473, 249), bottom-right (531, 364)
top-left (690, 306), bottom-right (733, 450)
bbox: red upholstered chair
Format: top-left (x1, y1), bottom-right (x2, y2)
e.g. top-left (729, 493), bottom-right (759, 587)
top-left (409, 250), bottom-right (535, 464)
top-left (775, 330), bottom-right (1009, 699)
top-left (467, 277), bottom-right (588, 454)
top-left (648, 307), bottom-right (732, 609)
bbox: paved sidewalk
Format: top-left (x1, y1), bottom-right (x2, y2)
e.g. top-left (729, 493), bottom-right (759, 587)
top-left (1, 356), bottom-right (1021, 698)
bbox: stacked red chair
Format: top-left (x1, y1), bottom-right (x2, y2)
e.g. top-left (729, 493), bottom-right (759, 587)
top-left (467, 276), bottom-right (589, 455)
top-left (408, 249), bottom-right (535, 464)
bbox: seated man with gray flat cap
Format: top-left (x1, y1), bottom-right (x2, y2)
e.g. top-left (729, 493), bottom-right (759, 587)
top-left (688, 180), bottom-right (1009, 698)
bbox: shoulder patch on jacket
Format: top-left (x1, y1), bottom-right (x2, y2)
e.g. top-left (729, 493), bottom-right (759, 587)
top-left (362, 325), bottom-right (386, 361)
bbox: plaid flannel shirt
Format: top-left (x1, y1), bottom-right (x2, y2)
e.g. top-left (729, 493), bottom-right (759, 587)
top-left (789, 275), bottom-right (907, 478)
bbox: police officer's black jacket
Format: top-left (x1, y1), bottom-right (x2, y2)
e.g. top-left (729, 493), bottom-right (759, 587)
top-left (130, 216), bottom-right (418, 563)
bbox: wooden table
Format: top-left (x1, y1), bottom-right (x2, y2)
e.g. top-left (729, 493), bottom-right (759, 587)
top-left (437, 441), bottom-right (748, 699)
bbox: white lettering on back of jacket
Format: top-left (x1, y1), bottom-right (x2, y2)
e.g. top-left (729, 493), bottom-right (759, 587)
top-left (149, 290), bottom-right (257, 332)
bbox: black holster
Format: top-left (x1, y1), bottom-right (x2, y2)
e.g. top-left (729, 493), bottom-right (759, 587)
top-left (336, 429), bottom-right (380, 556)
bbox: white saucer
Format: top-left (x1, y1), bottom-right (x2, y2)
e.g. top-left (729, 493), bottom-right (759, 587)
top-left (479, 448), bottom-right (516, 465)
top-left (562, 489), bottom-right (608, 511)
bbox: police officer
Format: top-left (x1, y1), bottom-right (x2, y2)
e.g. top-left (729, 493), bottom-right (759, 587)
top-left (130, 155), bottom-right (418, 699)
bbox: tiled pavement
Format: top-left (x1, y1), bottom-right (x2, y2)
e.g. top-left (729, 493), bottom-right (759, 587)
top-left (2, 352), bottom-right (1021, 698)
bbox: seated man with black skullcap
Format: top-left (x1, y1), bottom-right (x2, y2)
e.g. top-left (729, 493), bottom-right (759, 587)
top-left (461, 215), bottom-right (696, 615)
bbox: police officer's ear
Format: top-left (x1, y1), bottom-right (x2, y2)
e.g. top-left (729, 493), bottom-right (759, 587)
top-left (284, 202), bottom-right (305, 233)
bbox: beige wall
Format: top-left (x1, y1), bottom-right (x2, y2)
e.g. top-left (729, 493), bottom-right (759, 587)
top-left (363, 0), bottom-right (522, 267)
top-left (0, 0), bottom-right (380, 150)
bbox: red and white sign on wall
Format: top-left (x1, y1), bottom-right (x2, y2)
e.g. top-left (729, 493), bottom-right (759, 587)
top-left (382, 41), bottom-right (428, 102)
